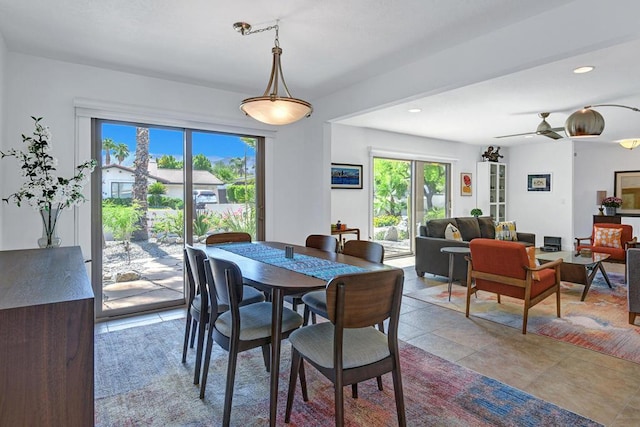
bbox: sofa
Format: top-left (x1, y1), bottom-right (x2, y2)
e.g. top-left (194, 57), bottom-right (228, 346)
top-left (415, 216), bottom-right (535, 282)
top-left (628, 248), bottom-right (640, 325)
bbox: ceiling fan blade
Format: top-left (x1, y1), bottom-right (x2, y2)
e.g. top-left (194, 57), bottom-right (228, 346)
top-left (494, 131), bottom-right (536, 139)
top-left (539, 130), bottom-right (563, 140)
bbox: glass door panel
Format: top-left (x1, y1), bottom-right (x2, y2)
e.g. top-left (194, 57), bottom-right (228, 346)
top-left (97, 121), bottom-right (185, 317)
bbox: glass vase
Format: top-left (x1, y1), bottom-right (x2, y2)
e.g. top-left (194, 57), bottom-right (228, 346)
top-left (38, 207), bottom-right (62, 248)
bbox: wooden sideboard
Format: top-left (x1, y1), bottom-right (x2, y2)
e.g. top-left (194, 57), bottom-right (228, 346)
top-left (0, 246), bottom-right (94, 426)
top-left (593, 214), bottom-right (622, 225)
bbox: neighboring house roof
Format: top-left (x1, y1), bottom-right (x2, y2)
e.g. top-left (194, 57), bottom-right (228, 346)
top-left (153, 168), bottom-right (223, 185)
top-left (102, 164), bottom-right (223, 186)
top-left (101, 164), bottom-right (170, 184)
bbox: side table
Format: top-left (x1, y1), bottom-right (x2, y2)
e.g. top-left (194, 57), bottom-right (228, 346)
top-left (331, 227), bottom-right (360, 252)
top-left (440, 246), bottom-right (471, 301)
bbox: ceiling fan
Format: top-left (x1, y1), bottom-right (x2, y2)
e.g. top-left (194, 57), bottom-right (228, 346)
top-left (495, 112), bottom-right (565, 140)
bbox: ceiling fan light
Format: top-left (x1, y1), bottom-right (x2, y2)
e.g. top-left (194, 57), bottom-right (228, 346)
top-left (564, 108), bottom-right (604, 138)
top-left (240, 96), bottom-right (313, 125)
top-left (618, 138), bottom-right (640, 150)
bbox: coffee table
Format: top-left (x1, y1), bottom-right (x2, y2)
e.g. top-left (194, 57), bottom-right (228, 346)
top-left (536, 250), bottom-right (611, 301)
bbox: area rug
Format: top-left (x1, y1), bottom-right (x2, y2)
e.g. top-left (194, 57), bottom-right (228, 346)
top-left (94, 318), bottom-right (600, 426)
top-left (407, 271), bottom-right (640, 364)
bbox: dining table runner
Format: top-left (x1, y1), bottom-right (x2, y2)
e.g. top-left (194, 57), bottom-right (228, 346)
top-left (216, 242), bottom-right (367, 281)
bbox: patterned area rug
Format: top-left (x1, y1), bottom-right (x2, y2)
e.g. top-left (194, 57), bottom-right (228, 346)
top-left (95, 319), bottom-right (600, 426)
top-left (407, 271), bottom-right (640, 364)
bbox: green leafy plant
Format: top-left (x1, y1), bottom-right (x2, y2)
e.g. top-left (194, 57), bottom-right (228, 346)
top-left (470, 208), bottom-right (483, 217)
top-left (373, 215), bottom-right (400, 227)
top-left (193, 211), bottom-right (212, 237)
top-left (152, 210), bottom-right (184, 238)
top-left (221, 206), bottom-right (255, 236)
top-left (147, 182), bottom-right (167, 208)
top-left (102, 201), bottom-right (143, 241)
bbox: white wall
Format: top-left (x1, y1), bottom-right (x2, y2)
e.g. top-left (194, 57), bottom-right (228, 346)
top-left (330, 124), bottom-right (483, 239)
top-left (508, 140), bottom-right (574, 250)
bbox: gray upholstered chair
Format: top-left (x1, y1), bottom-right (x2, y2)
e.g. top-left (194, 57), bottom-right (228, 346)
top-left (627, 248), bottom-right (640, 325)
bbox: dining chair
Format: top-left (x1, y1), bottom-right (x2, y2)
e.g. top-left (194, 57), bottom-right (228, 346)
top-left (182, 245), bottom-right (265, 386)
top-left (301, 239), bottom-right (385, 397)
top-left (205, 231), bottom-right (252, 245)
top-left (284, 269), bottom-right (406, 427)
top-left (285, 234), bottom-right (339, 312)
top-left (200, 256), bottom-right (304, 426)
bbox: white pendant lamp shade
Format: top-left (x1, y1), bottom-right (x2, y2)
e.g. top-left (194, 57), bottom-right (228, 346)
top-left (564, 108), bottom-right (605, 138)
top-left (241, 96), bottom-right (312, 125)
top-left (618, 139), bottom-right (640, 150)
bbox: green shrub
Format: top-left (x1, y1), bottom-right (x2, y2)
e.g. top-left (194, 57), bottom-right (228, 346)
top-left (227, 184), bottom-right (255, 203)
top-left (102, 201), bottom-right (142, 240)
top-left (220, 206), bottom-right (256, 237)
top-left (374, 215), bottom-right (400, 227)
top-left (153, 210), bottom-right (184, 238)
top-left (103, 197), bottom-right (132, 207)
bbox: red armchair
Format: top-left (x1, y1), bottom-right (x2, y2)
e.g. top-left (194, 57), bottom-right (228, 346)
top-left (466, 239), bottom-right (562, 334)
top-left (575, 223), bottom-right (637, 262)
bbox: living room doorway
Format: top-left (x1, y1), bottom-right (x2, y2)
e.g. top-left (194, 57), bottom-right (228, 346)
top-left (372, 157), bottom-right (450, 258)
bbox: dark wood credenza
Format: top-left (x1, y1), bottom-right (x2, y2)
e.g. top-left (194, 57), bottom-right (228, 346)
top-left (593, 214), bottom-right (622, 225)
top-left (0, 246), bottom-right (94, 426)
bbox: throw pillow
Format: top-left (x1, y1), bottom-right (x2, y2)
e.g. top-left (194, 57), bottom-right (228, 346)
top-left (444, 223), bottom-right (463, 241)
top-left (525, 246), bottom-right (540, 280)
top-left (593, 226), bottom-right (622, 248)
top-left (495, 221), bottom-right (518, 241)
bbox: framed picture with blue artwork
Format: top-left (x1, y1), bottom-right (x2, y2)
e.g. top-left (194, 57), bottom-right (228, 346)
top-left (331, 163), bottom-right (363, 189)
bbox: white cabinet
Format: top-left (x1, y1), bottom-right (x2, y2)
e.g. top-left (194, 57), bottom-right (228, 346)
top-left (476, 162), bottom-right (507, 222)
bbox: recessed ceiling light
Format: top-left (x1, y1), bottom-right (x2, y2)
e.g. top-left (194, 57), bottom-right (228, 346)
top-left (573, 66), bottom-right (594, 74)
top-left (408, 108), bottom-right (422, 113)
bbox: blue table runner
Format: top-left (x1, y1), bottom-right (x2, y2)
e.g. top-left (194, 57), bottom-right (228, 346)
top-left (216, 242), bottom-right (366, 281)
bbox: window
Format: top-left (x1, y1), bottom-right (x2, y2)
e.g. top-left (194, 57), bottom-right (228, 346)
top-left (110, 182), bottom-right (133, 198)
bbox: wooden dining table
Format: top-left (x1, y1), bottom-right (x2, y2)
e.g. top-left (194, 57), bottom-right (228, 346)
top-left (204, 241), bottom-right (394, 426)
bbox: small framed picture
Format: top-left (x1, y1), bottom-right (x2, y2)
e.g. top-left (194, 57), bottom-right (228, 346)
top-left (331, 163), bottom-right (363, 189)
top-left (527, 173), bottom-right (551, 192)
top-left (460, 172), bottom-right (472, 196)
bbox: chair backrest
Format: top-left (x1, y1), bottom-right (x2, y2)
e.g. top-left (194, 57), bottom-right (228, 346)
top-left (342, 240), bottom-right (384, 263)
top-left (206, 256), bottom-right (244, 312)
top-left (469, 238), bottom-right (529, 280)
top-left (325, 269), bottom-right (404, 329)
top-left (185, 244), bottom-right (210, 313)
top-left (206, 232), bottom-right (252, 246)
top-left (591, 223), bottom-right (633, 246)
top-left (305, 234), bottom-right (338, 252)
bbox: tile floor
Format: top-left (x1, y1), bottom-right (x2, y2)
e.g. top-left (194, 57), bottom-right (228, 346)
top-left (96, 257), bottom-right (640, 426)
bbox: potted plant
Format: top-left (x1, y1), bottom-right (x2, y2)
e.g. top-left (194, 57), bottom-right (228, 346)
top-left (470, 208), bottom-right (483, 217)
top-left (601, 196), bottom-right (622, 216)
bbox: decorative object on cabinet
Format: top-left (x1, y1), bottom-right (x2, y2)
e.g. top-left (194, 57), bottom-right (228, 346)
top-left (602, 196), bottom-right (622, 216)
top-left (481, 146), bottom-right (503, 162)
top-left (596, 190), bottom-right (607, 215)
top-left (331, 163), bottom-right (363, 189)
top-left (527, 173), bottom-right (551, 192)
top-left (460, 172), bottom-right (472, 196)
top-left (0, 117), bottom-right (96, 248)
top-left (476, 162), bottom-right (507, 222)
top-left (614, 170), bottom-right (640, 214)
top-left (470, 208), bottom-right (483, 217)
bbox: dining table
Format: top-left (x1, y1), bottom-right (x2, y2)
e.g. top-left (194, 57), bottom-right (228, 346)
top-left (204, 241), bottom-right (394, 426)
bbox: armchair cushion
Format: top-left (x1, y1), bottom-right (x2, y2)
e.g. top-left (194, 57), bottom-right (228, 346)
top-left (593, 226), bottom-right (622, 248)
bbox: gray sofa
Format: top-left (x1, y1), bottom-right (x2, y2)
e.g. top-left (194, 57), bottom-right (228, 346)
top-left (628, 248), bottom-right (640, 325)
top-left (415, 216), bottom-right (535, 282)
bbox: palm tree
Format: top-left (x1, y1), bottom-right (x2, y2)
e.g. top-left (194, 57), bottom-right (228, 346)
top-left (113, 143), bottom-right (130, 165)
top-left (102, 138), bottom-right (116, 165)
top-left (131, 127), bottom-right (149, 241)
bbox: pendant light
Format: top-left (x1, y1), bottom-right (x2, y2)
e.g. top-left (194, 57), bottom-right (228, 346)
top-left (564, 104), bottom-right (640, 138)
top-left (235, 21), bottom-right (313, 126)
top-left (618, 139), bottom-right (640, 150)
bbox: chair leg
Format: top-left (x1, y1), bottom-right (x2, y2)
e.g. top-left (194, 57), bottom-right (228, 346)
top-left (303, 305), bottom-right (310, 326)
top-left (261, 344), bottom-right (271, 372)
top-left (299, 359), bottom-right (308, 402)
top-left (335, 374), bottom-right (345, 427)
top-left (630, 312), bottom-right (638, 325)
top-left (222, 344), bottom-right (239, 427)
top-left (199, 331), bottom-right (214, 399)
top-left (189, 318), bottom-right (198, 348)
top-left (351, 383), bottom-right (358, 399)
top-left (285, 349), bottom-right (303, 423)
top-left (391, 363), bottom-right (407, 427)
top-left (182, 312), bottom-right (192, 363)
top-left (522, 302), bottom-right (530, 335)
top-left (193, 319), bottom-right (206, 384)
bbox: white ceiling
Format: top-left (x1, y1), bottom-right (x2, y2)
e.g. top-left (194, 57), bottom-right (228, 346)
top-left (1, 0), bottom-right (640, 146)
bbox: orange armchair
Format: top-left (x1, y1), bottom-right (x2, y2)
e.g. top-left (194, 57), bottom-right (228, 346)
top-left (466, 239), bottom-right (562, 334)
top-left (575, 223), bottom-right (637, 262)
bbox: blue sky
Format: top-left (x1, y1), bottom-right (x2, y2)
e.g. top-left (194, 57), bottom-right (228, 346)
top-left (101, 123), bottom-right (255, 166)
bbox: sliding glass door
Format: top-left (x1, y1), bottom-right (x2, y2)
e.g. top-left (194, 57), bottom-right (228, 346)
top-left (372, 157), bottom-right (450, 257)
top-left (93, 119), bottom-right (263, 318)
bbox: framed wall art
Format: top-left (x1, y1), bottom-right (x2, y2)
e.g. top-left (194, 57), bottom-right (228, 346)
top-left (331, 163), bottom-right (363, 189)
top-left (614, 170), bottom-right (640, 214)
top-left (460, 172), bottom-right (472, 196)
top-left (527, 173), bottom-right (551, 192)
